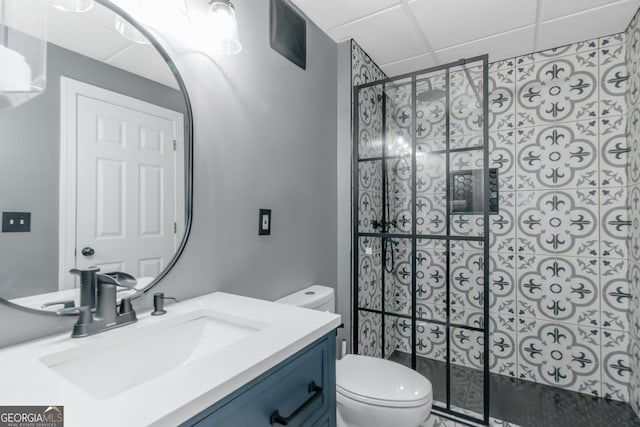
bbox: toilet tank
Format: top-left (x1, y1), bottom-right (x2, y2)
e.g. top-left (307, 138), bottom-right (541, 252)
top-left (275, 285), bottom-right (335, 312)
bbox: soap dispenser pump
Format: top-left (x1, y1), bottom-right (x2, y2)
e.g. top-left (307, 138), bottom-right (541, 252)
top-left (151, 293), bottom-right (180, 316)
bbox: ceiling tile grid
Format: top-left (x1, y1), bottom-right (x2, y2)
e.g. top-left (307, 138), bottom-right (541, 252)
top-left (290, 0), bottom-right (640, 76)
top-left (329, 5), bottom-right (427, 64)
top-left (45, 4), bottom-right (178, 89)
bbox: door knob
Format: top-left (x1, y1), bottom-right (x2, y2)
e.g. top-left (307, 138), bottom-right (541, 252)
top-left (81, 247), bottom-right (95, 257)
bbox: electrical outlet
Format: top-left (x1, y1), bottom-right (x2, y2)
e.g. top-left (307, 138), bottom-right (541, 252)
top-left (2, 212), bottom-right (31, 232)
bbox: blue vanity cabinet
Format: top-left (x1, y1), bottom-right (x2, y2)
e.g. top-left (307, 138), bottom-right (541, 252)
top-left (182, 332), bottom-right (337, 427)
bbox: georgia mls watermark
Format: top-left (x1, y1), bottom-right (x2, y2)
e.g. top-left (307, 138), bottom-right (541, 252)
top-left (0, 406), bottom-right (63, 427)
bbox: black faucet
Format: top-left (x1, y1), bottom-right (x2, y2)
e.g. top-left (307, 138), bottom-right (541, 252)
top-left (63, 267), bottom-right (139, 338)
top-left (69, 266), bottom-right (100, 309)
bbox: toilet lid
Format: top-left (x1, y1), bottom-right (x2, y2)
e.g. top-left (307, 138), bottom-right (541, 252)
top-left (336, 355), bottom-right (433, 408)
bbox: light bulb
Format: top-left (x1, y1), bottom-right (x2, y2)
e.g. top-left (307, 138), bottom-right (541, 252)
top-left (207, 1), bottom-right (242, 55)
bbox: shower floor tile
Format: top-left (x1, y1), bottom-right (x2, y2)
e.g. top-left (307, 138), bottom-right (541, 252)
top-left (389, 351), bottom-right (640, 427)
top-left (421, 414), bottom-right (522, 427)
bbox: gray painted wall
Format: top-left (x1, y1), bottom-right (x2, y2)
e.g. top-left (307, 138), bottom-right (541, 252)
top-left (0, 0), bottom-right (338, 347)
top-left (0, 43), bottom-right (187, 300)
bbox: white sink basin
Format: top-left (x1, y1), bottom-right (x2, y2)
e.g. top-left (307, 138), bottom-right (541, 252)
top-left (39, 310), bottom-right (268, 400)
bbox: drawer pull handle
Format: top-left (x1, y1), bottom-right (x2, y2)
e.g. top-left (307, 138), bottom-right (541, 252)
top-left (270, 381), bottom-right (323, 425)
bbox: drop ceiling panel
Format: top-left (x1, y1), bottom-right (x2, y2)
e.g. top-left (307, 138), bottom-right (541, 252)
top-left (292, 0), bottom-right (398, 30)
top-left (408, 0), bottom-right (538, 51)
top-left (291, 0), bottom-right (640, 78)
top-left (381, 53), bottom-right (437, 77)
top-left (542, 0), bottom-right (623, 20)
top-left (44, 4), bottom-right (175, 88)
top-left (75, 2), bottom-right (124, 32)
top-left (47, 9), bottom-right (132, 63)
top-left (538, 1), bottom-right (640, 52)
top-left (329, 6), bottom-right (427, 64)
top-left (434, 26), bottom-right (536, 66)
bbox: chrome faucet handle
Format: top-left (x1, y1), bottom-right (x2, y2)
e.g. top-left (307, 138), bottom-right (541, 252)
top-left (119, 297), bottom-right (135, 315)
top-left (57, 305), bottom-right (93, 325)
top-left (69, 266), bottom-right (100, 275)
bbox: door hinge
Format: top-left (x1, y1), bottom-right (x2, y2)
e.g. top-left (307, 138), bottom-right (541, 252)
top-left (173, 140), bottom-right (177, 151)
top-left (173, 222), bottom-right (177, 233)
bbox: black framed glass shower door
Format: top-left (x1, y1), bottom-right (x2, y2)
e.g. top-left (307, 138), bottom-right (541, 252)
top-left (353, 55), bottom-right (491, 425)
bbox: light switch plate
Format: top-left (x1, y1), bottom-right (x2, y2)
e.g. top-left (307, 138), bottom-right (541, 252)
top-left (2, 212), bottom-right (31, 232)
top-left (259, 209), bottom-right (271, 236)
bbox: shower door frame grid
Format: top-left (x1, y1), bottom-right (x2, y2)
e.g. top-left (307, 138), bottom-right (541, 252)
top-left (352, 54), bottom-right (490, 426)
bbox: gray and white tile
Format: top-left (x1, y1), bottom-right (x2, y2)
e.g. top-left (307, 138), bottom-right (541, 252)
top-left (601, 329), bottom-right (632, 402)
top-left (517, 255), bottom-right (600, 327)
top-left (515, 120), bottom-right (599, 190)
top-left (517, 318), bottom-right (601, 397)
top-left (601, 257), bottom-right (631, 332)
top-left (515, 189), bottom-right (599, 257)
top-left (516, 52), bottom-right (599, 127)
top-left (600, 186), bottom-right (630, 259)
top-left (600, 42), bottom-right (628, 117)
top-left (600, 115), bottom-right (629, 187)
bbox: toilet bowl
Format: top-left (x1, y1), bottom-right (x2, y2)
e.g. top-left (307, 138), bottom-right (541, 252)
top-left (336, 354), bottom-right (432, 427)
top-left (276, 286), bottom-right (433, 427)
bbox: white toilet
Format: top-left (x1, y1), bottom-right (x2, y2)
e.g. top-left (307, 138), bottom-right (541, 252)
top-left (276, 285), bottom-right (433, 427)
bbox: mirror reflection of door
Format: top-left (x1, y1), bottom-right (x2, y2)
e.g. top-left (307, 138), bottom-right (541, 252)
top-left (59, 78), bottom-right (185, 291)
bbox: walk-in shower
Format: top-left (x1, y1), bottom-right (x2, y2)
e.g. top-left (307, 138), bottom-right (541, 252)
top-left (353, 55), bottom-right (490, 425)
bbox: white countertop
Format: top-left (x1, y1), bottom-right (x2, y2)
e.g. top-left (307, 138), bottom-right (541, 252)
top-left (0, 292), bottom-right (341, 426)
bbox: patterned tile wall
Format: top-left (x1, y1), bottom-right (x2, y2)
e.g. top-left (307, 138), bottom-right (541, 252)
top-left (488, 33), bottom-right (631, 402)
top-left (353, 28), bottom-right (634, 403)
top-left (626, 6), bottom-right (640, 417)
top-left (353, 39), bottom-right (388, 358)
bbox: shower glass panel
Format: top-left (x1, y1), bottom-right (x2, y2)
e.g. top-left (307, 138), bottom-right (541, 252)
top-left (353, 55), bottom-right (490, 425)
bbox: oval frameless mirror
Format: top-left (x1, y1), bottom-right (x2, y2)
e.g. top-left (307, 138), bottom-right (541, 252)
top-left (0, 0), bottom-right (193, 316)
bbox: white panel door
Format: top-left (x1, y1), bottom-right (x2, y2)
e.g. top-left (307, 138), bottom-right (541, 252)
top-left (75, 94), bottom-right (176, 278)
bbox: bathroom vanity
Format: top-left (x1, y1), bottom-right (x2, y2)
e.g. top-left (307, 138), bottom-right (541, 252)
top-left (183, 332), bottom-right (336, 426)
top-left (0, 292), bottom-right (340, 427)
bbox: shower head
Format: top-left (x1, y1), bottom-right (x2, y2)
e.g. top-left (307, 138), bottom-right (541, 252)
top-left (417, 79), bottom-right (446, 103)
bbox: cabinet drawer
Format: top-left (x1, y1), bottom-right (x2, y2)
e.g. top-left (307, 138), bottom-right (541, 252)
top-left (311, 411), bottom-right (331, 427)
top-left (185, 333), bottom-right (336, 427)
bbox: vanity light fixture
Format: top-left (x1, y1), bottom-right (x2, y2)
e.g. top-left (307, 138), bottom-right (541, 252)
top-left (48, 0), bottom-right (94, 13)
top-left (0, 0), bottom-right (47, 109)
top-left (207, 0), bottom-right (242, 55)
